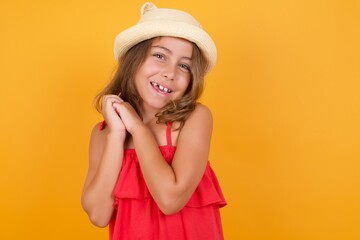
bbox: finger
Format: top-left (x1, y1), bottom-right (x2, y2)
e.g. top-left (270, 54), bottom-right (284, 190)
top-left (102, 95), bottom-right (124, 108)
top-left (108, 94), bottom-right (124, 101)
top-left (112, 102), bottom-right (123, 113)
top-left (103, 94), bottom-right (122, 102)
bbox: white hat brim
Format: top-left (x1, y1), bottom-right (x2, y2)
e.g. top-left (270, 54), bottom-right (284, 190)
top-left (114, 21), bottom-right (217, 73)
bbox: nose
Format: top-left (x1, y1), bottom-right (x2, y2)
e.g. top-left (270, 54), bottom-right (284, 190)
top-left (161, 64), bottom-right (176, 80)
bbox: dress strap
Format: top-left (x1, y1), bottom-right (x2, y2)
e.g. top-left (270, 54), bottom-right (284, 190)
top-left (99, 120), bottom-right (107, 130)
top-left (166, 122), bottom-right (173, 147)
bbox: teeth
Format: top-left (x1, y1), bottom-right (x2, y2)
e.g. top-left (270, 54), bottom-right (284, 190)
top-left (151, 82), bottom-right (172, 93)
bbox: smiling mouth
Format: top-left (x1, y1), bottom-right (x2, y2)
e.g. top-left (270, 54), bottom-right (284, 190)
top-left (150, 82), bottom-right (172, 93)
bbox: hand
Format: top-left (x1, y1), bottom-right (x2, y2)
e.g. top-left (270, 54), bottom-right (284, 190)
top-left (112, 101), bottom-right (144, 135)
top-left (101, 95), bottom-right (127, 136)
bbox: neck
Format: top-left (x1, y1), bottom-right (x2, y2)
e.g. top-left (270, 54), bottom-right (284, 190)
top-left (140, 104), bottom-right (159, 125)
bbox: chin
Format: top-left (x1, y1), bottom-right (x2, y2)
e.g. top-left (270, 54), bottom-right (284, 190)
top-left (144, 100), bottom-right (169, 111)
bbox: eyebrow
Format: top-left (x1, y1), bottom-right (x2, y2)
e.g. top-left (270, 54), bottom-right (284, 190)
top-left (151, 45), bottom-right (192, 61)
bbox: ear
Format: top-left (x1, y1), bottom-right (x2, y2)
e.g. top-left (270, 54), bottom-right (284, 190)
top-left (141, 2), bottom-right (157, 16)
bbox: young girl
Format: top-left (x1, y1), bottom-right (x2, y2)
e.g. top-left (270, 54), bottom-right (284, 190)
top-left (81, 2), bottom-right (226, 239)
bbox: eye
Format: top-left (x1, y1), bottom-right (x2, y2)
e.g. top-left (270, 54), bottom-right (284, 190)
top-left (153, 53), bottom-right (165, 60)
top-left (179, 63), bottom-right (190, 72)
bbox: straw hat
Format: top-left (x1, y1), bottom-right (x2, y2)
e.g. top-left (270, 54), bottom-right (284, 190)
top-left (114, 2), bottom-right (217, 73)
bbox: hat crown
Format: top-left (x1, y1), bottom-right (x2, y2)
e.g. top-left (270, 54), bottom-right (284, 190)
top-left (139, 2), bottom-right (202, 29)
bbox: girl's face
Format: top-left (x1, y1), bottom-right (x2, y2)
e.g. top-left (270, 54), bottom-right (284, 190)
top-left (134, 37), bottom-right (193, 112)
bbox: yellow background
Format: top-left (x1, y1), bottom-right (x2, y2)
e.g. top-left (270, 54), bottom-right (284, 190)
top-left (1, 0), bottom-right (359, 239)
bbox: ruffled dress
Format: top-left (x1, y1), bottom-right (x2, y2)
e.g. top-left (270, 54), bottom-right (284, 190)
top-left (101, 121), bottom-right (226, 240)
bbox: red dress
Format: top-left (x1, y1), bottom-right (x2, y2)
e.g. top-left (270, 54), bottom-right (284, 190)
top-left (101, 121), bottom-right (226, 240)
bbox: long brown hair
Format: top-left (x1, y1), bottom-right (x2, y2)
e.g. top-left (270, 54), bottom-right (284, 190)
top-left (94, 37), bottom-right (208, 129)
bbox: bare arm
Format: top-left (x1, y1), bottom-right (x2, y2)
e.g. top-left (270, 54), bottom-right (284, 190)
top-left (81, 95), bottom-right (126, 227)
top-left (117, 103), bottom-right (213, 215)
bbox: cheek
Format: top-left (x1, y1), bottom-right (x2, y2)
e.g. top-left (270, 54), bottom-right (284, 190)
top-left (140, 59), bottom-right (159, 75)
top-left (135, 60), bottom-right (149, 77)
top-left (179, 75), bottom-right (191, 91)
top-left (134, 63), bottom-right (155, 86)
top-left (133, 72), bottom-right (142, 90)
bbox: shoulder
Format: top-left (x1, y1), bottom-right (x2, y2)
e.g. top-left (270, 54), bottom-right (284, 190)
top-left (91, 121), bottom-right (107, 137)
top-left (177, 104), bottom-right (213, 138)
top-left (185, 103), bottom-right (213, 126)
top-left (89, 122), bottom-right (108, 151)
